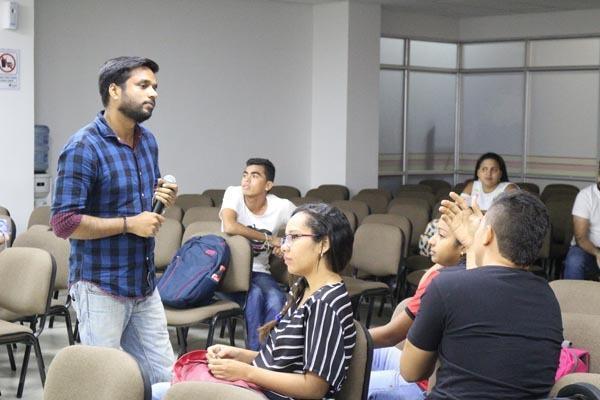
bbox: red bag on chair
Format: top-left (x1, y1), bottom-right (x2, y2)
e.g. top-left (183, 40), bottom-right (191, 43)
top-left (172, 349), bottom-right (262, 391)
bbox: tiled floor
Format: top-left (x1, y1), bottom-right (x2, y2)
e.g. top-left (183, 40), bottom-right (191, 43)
top-left (0, 298), bottom-right (394, 399)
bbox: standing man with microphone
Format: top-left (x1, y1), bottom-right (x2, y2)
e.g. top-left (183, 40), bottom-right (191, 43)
top-left (51, 56), bottom-right (177, 384)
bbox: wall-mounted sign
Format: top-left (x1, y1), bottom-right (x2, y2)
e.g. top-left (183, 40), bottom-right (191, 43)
top-left (0, 48), bottom-right (19, 90)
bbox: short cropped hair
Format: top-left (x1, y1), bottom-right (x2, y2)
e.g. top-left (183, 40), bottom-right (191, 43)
top-left (246, 158), bottom-right (275, 182)
top-left (98, 56), bottom-right (159, 107)
top-left (486, 191), bottom-right (549, 267)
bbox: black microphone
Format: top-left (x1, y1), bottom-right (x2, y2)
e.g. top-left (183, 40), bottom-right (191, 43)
top-left (152, 175), bottom-right (177, 214)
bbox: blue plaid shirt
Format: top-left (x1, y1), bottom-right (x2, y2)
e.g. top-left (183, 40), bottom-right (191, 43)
top-left (52, 112), bottom-right (160, 298)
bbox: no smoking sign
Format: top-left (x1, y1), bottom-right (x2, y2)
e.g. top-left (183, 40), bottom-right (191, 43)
top-left (0, 49), bottom-right (19, 90)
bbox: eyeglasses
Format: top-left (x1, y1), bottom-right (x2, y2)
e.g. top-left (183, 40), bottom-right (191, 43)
top-left (281, 233), bottom-right (318, 248)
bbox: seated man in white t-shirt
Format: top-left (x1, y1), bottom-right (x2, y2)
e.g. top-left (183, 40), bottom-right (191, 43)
top-left (564, 164), bottom-right (600, 280)
top-left (220, 158), bottom-right (296, 350)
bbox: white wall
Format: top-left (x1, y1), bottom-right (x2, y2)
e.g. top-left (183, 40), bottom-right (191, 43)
top-left (36, 0), bottom-right (313, 195)
top-left (460, 9), bottom-right (600, 41)
top-left (0, 0), bottom-right (34, 233)
top-left (381, 9), bottom-right (459, 41)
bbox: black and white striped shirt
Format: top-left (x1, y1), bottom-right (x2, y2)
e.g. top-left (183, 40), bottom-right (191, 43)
top-left (253, 281), bottom-right (356, 400)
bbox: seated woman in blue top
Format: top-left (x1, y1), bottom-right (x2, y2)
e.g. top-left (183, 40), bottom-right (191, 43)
top-left (152, 203), bottom-right (356, 400)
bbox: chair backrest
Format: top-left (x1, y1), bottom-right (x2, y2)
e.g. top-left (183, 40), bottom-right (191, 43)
top-left (453, 182), bottom-right (467, 194)
top-left (358, 188), bottom-right (392, 202)
top-left (270, 185), bottom-right (301, 200)
top-left (202, 189), bottom-right (226, 207)
top-left (362, 214), bottom-right (412, 259)
top-left (545, 196), bottom-right (575, 245)
top-left (164, 381), bottom-right (265, 400)
top-left (0, 215), bottom-right (16, 246)
top-left (182, 206), bottom-right (221, 227)
top-left (562, 312), bottom-right (600, 373)
top-left (395, 184), bottom-right (433, 194)
top-left (289, 196), bottom-right (322, 206)
top-left (175, 194), bottom-right (213, 211)
top-left (391, 191), bottom-right (437, 210)
top-left (44, 345), bottom-right (151, 400)
top-left (0, 205), bottom-right (9, 216)
top-left (0, 247), bottom-right (56, 317)
top-left (318, 184), bottom-right (350, 200)
top-left (514, 182), bottom-right (540, 195)
top-left (551, 373), bottom-right (600, 398)
top-left (28, 205), bottom-right (51, 228)
top-left (541, 184), bottom-right (579, 203)
top-left (154, 219), bottom-right (183, 272)
top-left (419, 179), bottom-right (451, 195)
top-left (550, 280), bottom-right (600, 315)
top-left (342, 210), bottom-right (358, 233)
top-left (387, 202), bottom-right (430, 251)
top-left (336, 320), bottom-right (373, 400)
top-left (163, 205), bottom-right (184, 222)
top-left (352, 192), bottom-right (389, 214)
top-left (13, 225), bottom-right (70, 290)
top-left (184, 220), bottom-right (222, 234)
top-left (182, 229), bottom-right (252, 293)
top-left (351, 223), bottom-right (403, 277)
top-left (332, 200), bottom-right (370, 224)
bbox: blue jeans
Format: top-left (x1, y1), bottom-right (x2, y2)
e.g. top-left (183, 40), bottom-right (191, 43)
top-left (245, 272), bottom-right (286, 350)
top-left (368, 347), bottom-right (426, 400)
top-left (564, 245), bottom-right (600, 280)
top-left (70, 281), bottom-right (175, 384)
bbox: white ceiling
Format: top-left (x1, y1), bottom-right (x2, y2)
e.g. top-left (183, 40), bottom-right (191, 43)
top-left (275, 0), bottom-right (600, 18)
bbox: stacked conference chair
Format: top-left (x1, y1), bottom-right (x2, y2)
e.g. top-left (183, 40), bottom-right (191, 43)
top-left (44, 345), bottom-right (151, 400)
top-left (305, 184), bottom-right (349, 203)
top-left (163, 205), bottom-right (184, 222)
top-left (154, 218), bottom-right (184, 275)
top-left (201, 189), bottom-right (226, 207)
top-left (181, 206), bottom-right (220, 228)
top-left (514, 182), bottom-right (541, 195)
top-left (289, 196), bottom-right (322, 206)
top-left (332, 200), bottom-right (370, 224)
top-left (352, 191), bottom-right (390, 214)
top-left (269, 185), bottom-right (301, 200)
top-left (27, 205), bottom-right (51, 228)
top-left (12, 225), bottom-right (75, 345)
top-left (0, 247), bottom-right (56, 398)
top-left (174, 194), bottom-right (213, 211)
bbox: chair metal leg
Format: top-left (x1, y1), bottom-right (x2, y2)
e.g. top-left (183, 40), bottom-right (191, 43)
top-left (206, 316), bottom-right (219, 348)
top-left (219, 320), bottom-right (227, 338)
top-left (33, 338), bottom-right (46, 386)
top-left (64, 310), bottom-right (75, 345)
top-left (16, 344), bottom-right (32, 398)
top-left (365, 296), bottom-right (375, 328)
top-left (7, 344), bottom-right (16, 371)
top-left (176, 328), bottom-right (188, 357)
top-left (229, 318), bottom-right (237, 346)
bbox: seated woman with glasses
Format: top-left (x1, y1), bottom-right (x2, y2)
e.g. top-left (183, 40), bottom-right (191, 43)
top-left (152, 203), bottom-right (356, 400)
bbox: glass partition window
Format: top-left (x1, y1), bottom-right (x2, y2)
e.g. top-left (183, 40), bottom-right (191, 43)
top-left (462, 42), bottom-right (525, 69)
top-left (407, 72), bottom-right (456, 172)
top-left (530, 38), bottom-right (600, 67)
top-left (379, 70), bottom-right (404, 175)
top-left (460, 73), bottom-right (525, 176)
top-left (409, 40), bottom-right (457, 69)
top-left (380, 38), bottom-right (405, 65)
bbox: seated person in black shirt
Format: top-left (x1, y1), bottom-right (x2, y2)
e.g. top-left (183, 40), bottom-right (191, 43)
top-left (401, 191), bottom-right (563, 400)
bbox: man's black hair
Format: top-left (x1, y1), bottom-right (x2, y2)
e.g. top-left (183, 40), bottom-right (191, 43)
top-left (246, 158), bottom-right (275, 182)
top-left (98, 56), bottom-right (159, 107)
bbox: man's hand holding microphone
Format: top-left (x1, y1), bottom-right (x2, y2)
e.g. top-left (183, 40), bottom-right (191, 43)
top-left (127, 175), bottom-right (178, 238)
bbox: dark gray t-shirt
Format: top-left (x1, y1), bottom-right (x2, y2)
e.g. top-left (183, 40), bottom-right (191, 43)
top-left (408, 266), bottom-right (563, 400)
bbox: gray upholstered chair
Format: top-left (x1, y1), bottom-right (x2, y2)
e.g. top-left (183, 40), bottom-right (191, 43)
top-left (165, 229), bottom-right (252, 354)
top-left (0, 247), bottom-right (56, 398)
top-left (154, 218), bottom-right (183, 274)
top-left (289, 196), bottom-right (322, 206)
top-left (343, 223), bottom-right (403, 327)
top-left (12, 225), bottom-right (74, 345)
top-left (562, 312), bottom-right (600, 374)
top-left (419, 179), bottom-right (451, 196)
top-left (164, 381), bottom-right (264, 400)
top-left (395, 184), bottom-right (433, 194)
top-left (387, 201), bottom-right (431, 254)
top-left (270, 185), bottom-right (301, 200)
top-left (358, 188), bottom-right (392, 202)
top-left (332, 200), bottom-right (370, 224)
top-left (352, 191), bottom-right (389, 214)
top-left (182, 206), bottom-right (221, 227)
top-left (202, 189), bottom-right (226, 207)
top-left (43, 345), bottom-right (151, 400)
top-left (318, 184), bottom-right (350, 200)
top-left (27, 206), bottom-right (51, 228)
top-left (541, 184), bottom-right (579, 203)
top-left (550, 373), bottom-right (600, 398)
top-left (550, 280), bottom-right (600, 316)
top-left (163, 205), bottom-right (184, 222)
top-left (175, 194), bottom-right (213, 211)
top-left (336, 320), bottom-right (373, 400)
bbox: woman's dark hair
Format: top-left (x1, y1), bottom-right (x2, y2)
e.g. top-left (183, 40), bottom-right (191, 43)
top-left (473, 152), bottom-right (510, 183)
top-left (258, 203), bottom-right (354, 342)
top-left (98, 56), bottom-right (159, 107)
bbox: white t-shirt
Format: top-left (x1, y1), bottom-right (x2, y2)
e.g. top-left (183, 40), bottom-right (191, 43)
top-left (571, 184), bottom-right (600, 247)
top-left (462, 181), bottom-right (511, 211)
top-left (220, 186), bottom-right (296, 274)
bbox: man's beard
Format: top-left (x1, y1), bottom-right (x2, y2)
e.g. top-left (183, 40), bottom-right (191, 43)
top-left (119, 101), bottom-right (153, 123)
